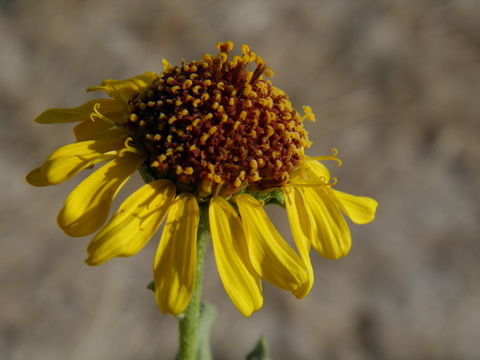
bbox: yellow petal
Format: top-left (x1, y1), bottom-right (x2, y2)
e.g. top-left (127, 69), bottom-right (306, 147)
top-left (209, 196), bottom-right (263, 316)
top-left (25, 167), bottom-right (49, 187)
top-left (300, 186), bottom-right (352, 259)
top-left (41, 137), bottom-right (126, 185)
top-left (162, 58), bottom-right (171, 71)
top-left (74, 117), bottom-right (113, 140)
top-left (234, 194), bottom-right (308, 293)
top-left (334, 190), bottom-right (378, 225)
top-left (154, 194), bottom-right (199, 315)
top-left (86, 180), bottom-right (176, 265)
top-left (34, 99), bottom-right (121, 124)
top-left (73, 115), bottom-right (126, 141)
top-left (57, 152), bottom-right (144, 237)
top-left (291, 160), bottom-right (331, 183)
top-left (87, 72), bottom-right (157, 103)
top-left (283, 187), bottom-right (314, 298)
top-left (306, 161), bottom-right (331, 181)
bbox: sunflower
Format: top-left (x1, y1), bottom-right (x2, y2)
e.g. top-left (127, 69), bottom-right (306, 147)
top-left (26, 41), bottom-right (377, 317)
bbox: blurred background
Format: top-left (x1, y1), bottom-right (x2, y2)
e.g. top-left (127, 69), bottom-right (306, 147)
top-left (1, 0), bottom-right (480, 359)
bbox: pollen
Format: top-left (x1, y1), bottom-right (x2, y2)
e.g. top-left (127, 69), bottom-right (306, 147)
top-left (126, 42), bottom-right (311, 196)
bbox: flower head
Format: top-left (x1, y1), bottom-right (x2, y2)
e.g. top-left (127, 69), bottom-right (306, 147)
top-left (126, 41), bottom-right (309, 196)
top-left (27, 42), bottom-right (377, 317)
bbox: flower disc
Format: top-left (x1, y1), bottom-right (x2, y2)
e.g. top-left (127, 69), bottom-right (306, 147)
top-left (127, 42), bottom-right (311, 196)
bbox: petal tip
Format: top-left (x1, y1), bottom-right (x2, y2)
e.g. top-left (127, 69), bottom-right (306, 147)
top-left (56, 210), bottom-right (91, 238)
top-left (26, 167), bottom-right (50, 187)
top-left (33, 110), bottom-right (50, 124)
top-left (241, 299), bottom-right (264, 317)
top-left (84, 256), bottom-right (99, 266)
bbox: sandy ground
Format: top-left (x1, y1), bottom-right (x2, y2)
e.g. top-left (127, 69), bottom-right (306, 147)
top-left (1, 0), bottom-right (480, 359)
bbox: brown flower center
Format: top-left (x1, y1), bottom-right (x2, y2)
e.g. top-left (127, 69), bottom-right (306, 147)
top-left (126, 42), bottom-right (311, 197)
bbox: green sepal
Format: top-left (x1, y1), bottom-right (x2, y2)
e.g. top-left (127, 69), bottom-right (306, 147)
top-left (251, 189), bottom-right (285, 207)
top-left (138, 164), bottom-right (157, 183)
top-left (246, 336), bottom-right (269, 360)
top-left (146, 281), bottom-right (155, 292)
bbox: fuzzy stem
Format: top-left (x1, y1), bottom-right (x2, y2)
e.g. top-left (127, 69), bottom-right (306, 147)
top-left (177, 205), bottom-right (209, 360)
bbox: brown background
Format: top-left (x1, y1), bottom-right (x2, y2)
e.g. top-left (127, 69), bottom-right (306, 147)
top-left (1, 0), bottom-right (480, 359)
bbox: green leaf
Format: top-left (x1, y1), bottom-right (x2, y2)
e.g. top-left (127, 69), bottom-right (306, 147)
top-left (246, 336), bottom-right (269, 360)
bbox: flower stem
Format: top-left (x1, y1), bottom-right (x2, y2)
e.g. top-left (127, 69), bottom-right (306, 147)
top-left (178, 204), bottom-right (209, 360)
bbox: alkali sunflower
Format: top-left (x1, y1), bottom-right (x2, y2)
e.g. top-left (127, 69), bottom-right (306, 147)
top-left (26, 42), bottom-right (377, 317)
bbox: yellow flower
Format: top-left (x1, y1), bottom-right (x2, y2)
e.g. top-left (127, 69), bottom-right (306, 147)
top-left (26, 42), bottom-right (377, 317)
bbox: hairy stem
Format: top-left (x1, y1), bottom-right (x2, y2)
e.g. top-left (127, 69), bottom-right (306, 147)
top-left (177, 205), bottom-right (209, 360)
